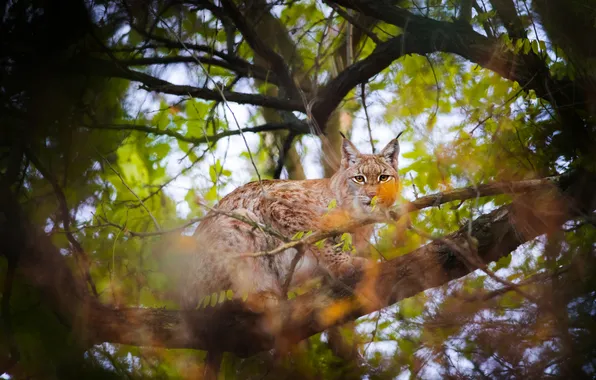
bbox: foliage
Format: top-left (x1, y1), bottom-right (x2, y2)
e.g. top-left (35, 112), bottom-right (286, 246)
top-left (1, 0), bottom-right (596, 379)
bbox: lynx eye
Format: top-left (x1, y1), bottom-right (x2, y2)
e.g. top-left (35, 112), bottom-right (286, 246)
top-left (352, 175), bottom-right (366, 184)
top-left (378, 174), bottom-right (391, 182)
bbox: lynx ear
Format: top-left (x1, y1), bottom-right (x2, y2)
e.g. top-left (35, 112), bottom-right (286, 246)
top-left (339, 132), bottom-right (360, 168)
top-left (379, 133), bottom-right (402, 170)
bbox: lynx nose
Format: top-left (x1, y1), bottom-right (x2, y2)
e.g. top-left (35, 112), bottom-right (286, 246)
top-left (365, 190), bottom-right (377, 200)
top-left (363, 194), bottom-right (376, 205)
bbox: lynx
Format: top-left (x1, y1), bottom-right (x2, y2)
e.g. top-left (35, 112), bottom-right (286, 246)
top-left (180, 135), bottom-right (401, 310)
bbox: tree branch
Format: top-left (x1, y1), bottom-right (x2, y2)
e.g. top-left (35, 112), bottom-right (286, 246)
top-left (273, 131), bottom-right (298, 179)
top-left (311, 0), bottom-right (589, 144)
top-left (87, 59), bottom-right (305, 112)
top-left (325, 1), bottom-right (382, 45)
top-left (488, 0), bottom-right (526, 39)
top-left (219, 0), bottom-right (300, 100)
top-left (120, 55), bottom-right (278, 84)
top-left (3, 171), bottom-right (593, 357)
top-left (82, 121), bottom-right (310, 145)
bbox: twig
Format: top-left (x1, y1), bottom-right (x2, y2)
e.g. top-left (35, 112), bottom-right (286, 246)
top-left (273, 131), bottom-right (298, 179)
top-left (469, 86), bottom-right (527, 134)
top-left (96, 215), bottom-right (203, 238)
top-left (197, 202), bottom-right (289, 243)
top-left (111, 217), bottom-right (124, 304)
top-left (409, 173), bottom-right (419, 198)
top-left (424, 55), bottom-right (440, 123)
top-left (152, 11), bottom-right (266, 189)
top-left (138, 147), bottom-right (210, 205)
top-left (243, 215), bottom-right (384, 258)
top-left (472, 0), bottom-right (494, 38)
top-left (204, 76), bottom-right (241, 135)
top-left (325, 2), bottom-right (382, 45)
top-left (364, 311), bottom-right (383, 356)
top-left (457, 264), bottom-right (570, 303)
top-left (409, 225), bottom-right (542, 305)
top-left (360, 82), bottom-right (376, 153)
top-left (98, 151), bottom-right (161, 232)
top-left (281, 246), bottom-right (307, 296)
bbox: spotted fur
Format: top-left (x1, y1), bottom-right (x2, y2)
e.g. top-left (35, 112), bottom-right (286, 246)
top-left (180, 136), bottom-right (401, 309)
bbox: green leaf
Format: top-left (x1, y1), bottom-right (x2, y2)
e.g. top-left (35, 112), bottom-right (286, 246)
top-left (494, 254), bottom-right (512, 271)
top-left (177, 140), bottom-right (198, 162)
top-left (210, 292), bottom-right (218, 307)
top-left (538, 40), bottom-right (546, 52)
top-left (202, 295), bottom-right (211, 308)
top-left (514, 38), bottom-right (524, 53)
top-left (204, 186), bottom-right (218, 202)
top-left (531, 40), bottom-right (539, 55)
top-left (400, 296), bottom-right (425, 319)
top-left (398, 338), bottom-right (415, 356)
top-left (327, 199), bottom-right (337, 210)
top-left (314, 239), bottom-right (326, 248)
top-left (370, 195), bottom-right (379, 211)
top-left (523, 39), bottom-right (531, 54)
top-left (340, 233), bottom-right (353, 252)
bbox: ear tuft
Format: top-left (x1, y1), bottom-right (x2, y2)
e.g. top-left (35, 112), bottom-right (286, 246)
top-left (379, 136), bottom-right (400, 170)
top-left (340, 134), bottom-right (360, 168)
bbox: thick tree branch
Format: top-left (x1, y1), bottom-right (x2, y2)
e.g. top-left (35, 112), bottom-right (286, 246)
top-left (87, 59), bottom-right (305, 112)
top-left (120, 55), bottom-right (278, 84)
top-left (404, 176), bottom-right (560, 212)
top-left (219, 0), bottom-right (300, 100)
top-left (123, 35), bottom-right (231, 60)
top-left (312, 0), bottom-right (589, 145)
top-left (94, 0), bottom-right (591, 151)
top-left (325, 2), bottom-right (382, 45)
top-left (488, 0), bottom-right (526, 39)
top-left (273, 131), bottom-right (298, 179)
top-left (3, 171), bottom-right (594, 357)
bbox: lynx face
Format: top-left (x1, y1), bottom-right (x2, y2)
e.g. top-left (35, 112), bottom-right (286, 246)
top-left (331, 136), bottom-right (400, 212)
